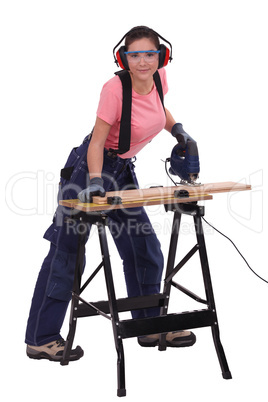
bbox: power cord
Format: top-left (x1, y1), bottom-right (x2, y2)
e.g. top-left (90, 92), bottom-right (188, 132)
top-left (163, 158), bottom-right (180, 186)
top-left (201, 217), bottom-right (268, 285)
top-left (163, 158), bottom-right (267, 284)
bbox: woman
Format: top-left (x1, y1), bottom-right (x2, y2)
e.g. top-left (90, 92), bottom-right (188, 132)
top-left (25, 26), bottom-right (196, 362)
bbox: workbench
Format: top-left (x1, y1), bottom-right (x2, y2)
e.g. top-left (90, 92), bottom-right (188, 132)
top-left (59, 181), bottom-right (251, 397)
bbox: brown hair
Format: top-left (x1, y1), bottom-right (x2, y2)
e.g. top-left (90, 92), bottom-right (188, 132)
top-left (125, 26), bottom-right (160, 51)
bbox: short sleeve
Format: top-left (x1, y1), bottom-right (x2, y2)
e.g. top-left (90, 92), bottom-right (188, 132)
top-left (96, 77), bottom-right (122, 126)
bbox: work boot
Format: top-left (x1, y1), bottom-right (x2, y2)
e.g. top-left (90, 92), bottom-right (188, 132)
top-left (26, 338), bottom-right (84, 362)
top-left (138, 331), bottom-right (196, 347)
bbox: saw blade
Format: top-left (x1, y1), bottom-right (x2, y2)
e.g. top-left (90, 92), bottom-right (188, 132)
top-left (178, 180), bottom-right (202, 186)
top-left (179, 174), bottom-right (202, 186)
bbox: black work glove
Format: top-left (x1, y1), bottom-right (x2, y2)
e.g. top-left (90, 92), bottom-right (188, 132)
top-left (171, 123), bottom-right (196, 148)
top-left (77, 177), bottom-right (106, 203)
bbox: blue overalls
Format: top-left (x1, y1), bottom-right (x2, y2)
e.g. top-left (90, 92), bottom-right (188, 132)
top-left (25, 135), bottom-right (164, 346)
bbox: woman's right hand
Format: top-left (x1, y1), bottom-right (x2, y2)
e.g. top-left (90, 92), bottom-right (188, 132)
top-left (77, 177), bottom-right (106, 203)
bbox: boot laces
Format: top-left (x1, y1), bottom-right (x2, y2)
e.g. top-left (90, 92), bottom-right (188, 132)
top-left (55, 338), bottom-right (65, 348)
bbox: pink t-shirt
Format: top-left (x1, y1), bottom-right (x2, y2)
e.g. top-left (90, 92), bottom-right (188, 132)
top-left (97, 68), bottom-right (168, 159)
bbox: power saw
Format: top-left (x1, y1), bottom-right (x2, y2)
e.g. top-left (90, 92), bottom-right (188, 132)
top-left (167, 132), bottom-right (200, 185)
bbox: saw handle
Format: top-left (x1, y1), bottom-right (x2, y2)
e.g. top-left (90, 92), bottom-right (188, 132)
top-left (171, 123), bottom-right (196, 148)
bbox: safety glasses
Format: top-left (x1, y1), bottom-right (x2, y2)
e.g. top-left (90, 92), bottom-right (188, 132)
top-left (124, 50), bottom-right (160, 63)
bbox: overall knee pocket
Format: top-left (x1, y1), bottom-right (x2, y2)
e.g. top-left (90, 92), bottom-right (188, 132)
top-left (46, 249), bottom-right (80, 302)
top-left (131, 234), bottom-right (164, 285)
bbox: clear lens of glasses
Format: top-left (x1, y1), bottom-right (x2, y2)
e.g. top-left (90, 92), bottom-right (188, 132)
top-left (125, 51), bottom-right (160, 64)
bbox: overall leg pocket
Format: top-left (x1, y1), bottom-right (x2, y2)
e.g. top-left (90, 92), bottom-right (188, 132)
top-left (59, 141), bottom-right (90, 200)
top-left (46, 249), bottom-right (82, 302)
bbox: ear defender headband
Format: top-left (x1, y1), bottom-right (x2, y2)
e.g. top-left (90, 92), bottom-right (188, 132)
top-left (113, 26), bottom-right (173, 70)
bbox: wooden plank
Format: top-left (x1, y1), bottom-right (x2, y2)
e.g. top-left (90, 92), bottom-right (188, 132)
top-left (59, 193), bottom-right (213, 213)
top-left (59, 181), bottom-right (251, 213)
top-left (92, 181), bottom-right (251, 205)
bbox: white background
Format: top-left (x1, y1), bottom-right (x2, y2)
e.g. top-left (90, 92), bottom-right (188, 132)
top-left (1, 0), bottom-right (268, 401)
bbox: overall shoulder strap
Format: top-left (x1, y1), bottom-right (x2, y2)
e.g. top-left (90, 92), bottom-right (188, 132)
top-left (153, 70), bottom-right (165, 111)
top-left (114, 70), bottom-right (132, 155)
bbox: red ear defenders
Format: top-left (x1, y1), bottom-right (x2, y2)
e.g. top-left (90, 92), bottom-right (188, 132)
top-left (113, 26), bottom-right (173, 70)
